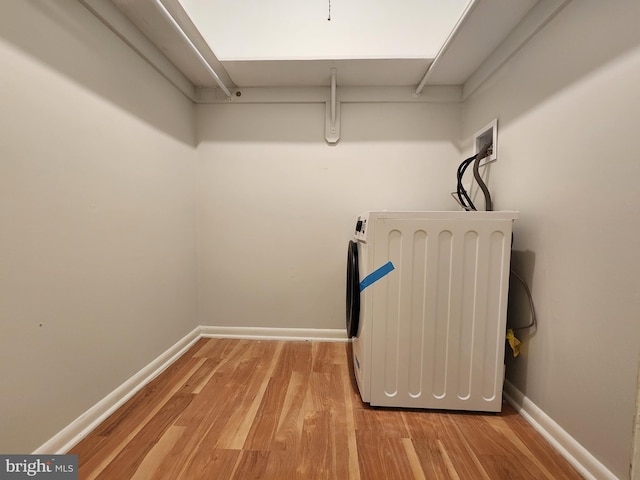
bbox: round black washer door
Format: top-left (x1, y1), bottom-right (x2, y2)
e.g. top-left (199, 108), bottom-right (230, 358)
top-left (346, 240), bottom-right (360, 338)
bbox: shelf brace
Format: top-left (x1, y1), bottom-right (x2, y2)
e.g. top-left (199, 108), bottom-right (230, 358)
top-left (325, 68), bottom-right (340, 145)
top-left (153, 0), bottom-right (232, 98)
top-left (415, 0), bottom-right (479, 96)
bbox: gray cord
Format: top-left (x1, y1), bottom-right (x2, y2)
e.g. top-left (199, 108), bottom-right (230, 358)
top-left (473, 142), bottom-right (493, 211)
top-left (509, 269), bottom-right (537, 330)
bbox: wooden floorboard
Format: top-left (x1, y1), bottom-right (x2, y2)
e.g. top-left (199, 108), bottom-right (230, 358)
top-left (70, 339), bottom-right (583, 479)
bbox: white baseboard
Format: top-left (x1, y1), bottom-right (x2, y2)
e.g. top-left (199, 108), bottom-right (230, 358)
top-left (33, 325), bottom-right (347, 454)
top-left (32, 326), bottom-right (202, 455)
top-left (34, 327), bottom-right (616, 479)
top-left (200, 325), bottom-right (348, 342)
top-left (503, 380), bottom-right (619, 480)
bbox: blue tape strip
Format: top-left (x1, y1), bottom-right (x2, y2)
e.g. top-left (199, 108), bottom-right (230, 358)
top-left (360, 261), bottom-right (395, 292)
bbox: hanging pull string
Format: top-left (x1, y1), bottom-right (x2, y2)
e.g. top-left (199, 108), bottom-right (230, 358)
top-left (328, 0), bottom-right (331, 21)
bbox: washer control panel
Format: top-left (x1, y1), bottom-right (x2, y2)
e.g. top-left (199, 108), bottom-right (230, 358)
top-left (354, 213), bottom-right (370, 242)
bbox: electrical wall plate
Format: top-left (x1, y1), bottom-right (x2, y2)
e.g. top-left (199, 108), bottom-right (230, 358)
top-left (474, 118), bottom-right (498, 166)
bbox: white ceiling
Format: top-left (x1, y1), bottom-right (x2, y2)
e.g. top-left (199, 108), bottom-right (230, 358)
top-left (86, 0), bottom-right (567, 95)
top-left (178, 0), bottom-right (470, 61)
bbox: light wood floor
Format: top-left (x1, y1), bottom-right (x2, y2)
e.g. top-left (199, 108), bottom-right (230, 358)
top-left (71, 338), bottom-right (582, 479)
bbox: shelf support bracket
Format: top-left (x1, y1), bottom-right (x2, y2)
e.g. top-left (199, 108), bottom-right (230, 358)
top-left (325, 68), bottom-right (340, 145)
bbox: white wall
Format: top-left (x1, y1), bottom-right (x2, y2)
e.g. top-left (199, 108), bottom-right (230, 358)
top-left (0, 1), bottom-right (198, 453)
top-left (462, 1), bottom-right (640, 477)
top-left (196, 101), bottom-right (462, 330)
top-left (4, 1), bottom-right (637, 474)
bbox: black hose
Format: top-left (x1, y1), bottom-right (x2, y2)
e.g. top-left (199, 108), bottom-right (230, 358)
top-left (456, 155), bottom-right (477, 211)
top-left (473, 142), bottom-right (493, 211)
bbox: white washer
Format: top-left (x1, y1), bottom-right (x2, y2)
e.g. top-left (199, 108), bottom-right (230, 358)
top-left (346, 210), bottom-right (517, 412)
top-left (347, 213), bottom-right (374, 402)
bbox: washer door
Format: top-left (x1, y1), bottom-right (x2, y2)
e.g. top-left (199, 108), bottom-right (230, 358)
top-left (346, 240), bottom-right (360, 338)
